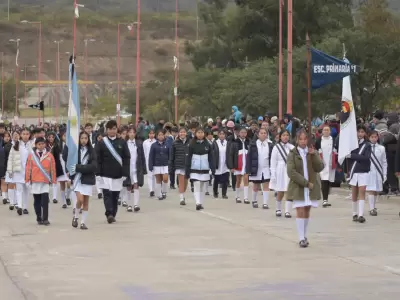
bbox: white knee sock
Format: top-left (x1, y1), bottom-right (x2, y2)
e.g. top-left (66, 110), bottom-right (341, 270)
top-left (285, 200), bottom-right (292, 213)
top-left (199, 182), bottom-right (206, 204)
top-left (243, 186), bottom-right (249, 199)
top-left (276, 200), bottom-right (282, 211)
top-left (71, 192), bottom-right (77, 211)
top-left (205, 183), bottom-right (209, 193)
top-left (235, 187), bottom-right (241, 198)
top-left (161, 182), bottom-right (167, 194)
top-left (15, 185), bottom-right (22, 207)
top-left (352, 201), bottom-right (358, 216)
top-left (368, 194), bottom-right (375, 210)
top-left (52, 184), bottom-right (58, 200)
top-left (252, 190), bottom-right (258, 202)
top-left (2, 191), bottom-right (7, 200)
top-left (304, 218), bottom-right (309, 238)
top-left (358, 200), bottom-right (365, 217)
top-left (194, 181), bottom-right (201, 204)
top-left (156, 183), bottom-right (162, 197)
top-left (262, 191), bottom-right (269, 205)
top-left (133, 189), bottom-right (140, 206)
top-left (8, 189), bottom-right (15, 205)
top-left (61, 191), bottom-right (66, 204)
top-left (81, 211), bottom-right (88, 224)
top-left (22, 185), bottom-right (29, 209)
top-left (179, 193), bottom-right (184, 200)
top-left (296, 218), bottom-right (305, 241)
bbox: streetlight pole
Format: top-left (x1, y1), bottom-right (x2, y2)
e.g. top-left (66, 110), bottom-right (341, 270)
top-left (54, 40), bottom-right (63, 123)
top-left (287, 0), bottom-right (293, 114)
top-left (21, 20), bottom-right (42, 124)
top-left (278, 0), bottom-right (283, 120)
top-left (174, 0), bottom-right (179, 123)
top-left (136, 0), bottom-right (141, 125)
top-left (10, 38), bottom-right (20, 117)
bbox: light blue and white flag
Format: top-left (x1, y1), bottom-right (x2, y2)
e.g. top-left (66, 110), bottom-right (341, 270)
top-left (66, 57), bottom-right (80, 175)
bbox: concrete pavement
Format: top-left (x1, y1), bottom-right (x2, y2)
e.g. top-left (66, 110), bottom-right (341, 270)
top-left (1, 187), bottom-right (400, 300)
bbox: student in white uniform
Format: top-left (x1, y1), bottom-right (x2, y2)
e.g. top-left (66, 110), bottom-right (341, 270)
top-left (270, 130), bottom-right (294, 217)
top-left (366, 130), bottom-right (387, 216)
top-left (118, 127), bottom-right (129, 207)
top-left (71, 131), bottom-right (97, 230)
top-left (124, 127), bottom-right (147, 212)
top-left (212, 130), bottom-right (230, 199)
top-left (57, 132), bottom-right (71, 208)
top-left (247, 128), bottom-right (273, 209)
top-left (287, 130), bottom-right (324, 248)
top-left (7, 129), bottom-right (31, 216)
top-left (315, 126), bottom-right (337, 208)
top-left (143, 129), bottom-right (156, 197)
top-left (3, 132), bottom-right (13, 208)
top-left (346, 125), bottom-right (371, 223)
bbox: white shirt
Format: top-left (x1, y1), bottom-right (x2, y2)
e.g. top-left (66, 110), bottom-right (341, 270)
top-left (215, 139), bottom-right (228, 175)
top-left (256, 139), bottom-right (270, 170)
top-left (127, 139), bottom-right (137, 173)
top-left (143, 139), bottom-right (156, 172)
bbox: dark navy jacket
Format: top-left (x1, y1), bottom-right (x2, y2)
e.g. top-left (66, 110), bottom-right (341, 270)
top-left (149, 141), bottom-right (169, 171)
top-left (246, 139), bottom-right (273, 176)
top-left (348, 140), bottom-right (371, 176)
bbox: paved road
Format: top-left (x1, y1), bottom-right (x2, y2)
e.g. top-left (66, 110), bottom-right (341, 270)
top-left (1, 187), bottom-right (400, 300)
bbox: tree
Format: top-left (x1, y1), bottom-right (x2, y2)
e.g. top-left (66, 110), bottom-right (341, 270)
top-left (0, 77), bottom-right (18, 115)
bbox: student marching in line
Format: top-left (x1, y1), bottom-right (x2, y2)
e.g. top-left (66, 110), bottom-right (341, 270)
top-left (56, 132), bottom-right (71, 208)
top-left (169, 127), bottom-right (190, 205)
top-left (315, 126), bottom-right (337, 208)
top-left (25, 137), bottom-right (57, 226)
top-left (149, 130), bottom-right (169, 200)
top-left (7, 129), bottom-right (31, 216)
top-left (205, 131), bottom-right (214, 196)
top-left (96, 120), bottom-right (130, 224)
top-left (118, 127), bottom-right (128, 207)
top-left (94, 133), bottom-right (105, 199)
top-left (366, 130), bottom-right (387, 216)
top-left (143, 129), bottom-right (156, 197)
top-left (3, 132), bottom-right (13, 207)
top-left (186, 128), bottom-right (214, 210)
top-left (71, 132), bottom-right (97, 230)
top-left (46, 132), bottom-right (60, 204)
top-left (247, 128), bottom-right (273, 209)
top-left (124, 127), bottom-right (147, 212)
top-left (270, 130), bottom-right (294, 217)
top-left (229, 127), bottom-right (250, 204)
top-left (287, 130), bottom-right (324, 248)
top-left (346, 125), bottom-right (371, 223)
top-left (212, 129), bottom-right (230, 199)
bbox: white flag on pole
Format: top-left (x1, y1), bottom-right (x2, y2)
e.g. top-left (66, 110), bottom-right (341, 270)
top-left (74, 4), bottom-right (84, 18)
top-left (338, 57), bottom-right (358, 165)
top-left (173, 56), bottom-right (178, 70)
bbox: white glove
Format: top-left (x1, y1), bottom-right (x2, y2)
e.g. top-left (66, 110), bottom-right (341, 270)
top-left (318, 149), bottom-right (323, 154)
top-left (345, 154), bottom-right (351, 159)
top-left (26, 182), bottom-right (31, 189)
top-left (70, 164), bottom-right (76, 175)
top-left (122, 177), bottom-right (127, 181)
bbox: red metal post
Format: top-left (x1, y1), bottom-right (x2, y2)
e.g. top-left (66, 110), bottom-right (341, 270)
top-left (117, 23), bottom-right (121, 126)
top-left (174, 0), bottom-right (179, 123)
top-left (136, 0), bottom-right (141, 125)
top-left (38, 22), bottom-right (42, 124)
top-left (24, 64), bottom-right (27, 107)
top-left (56, 42), bottom-right (60, 122)
top-left (1, 52), bottom-right (3, 115)
top-left (278, 0), bottom-right (283, 120)
top-left (84, 40), bottom-right (88, 122)
top-left (306, 33), bottom-right (312, 131)
top-left (15, 62), bottom-right (19, 117)
top-left (286, 0), bottom-right (293, 114)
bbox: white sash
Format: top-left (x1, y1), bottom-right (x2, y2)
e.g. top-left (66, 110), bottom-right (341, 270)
top-left (29, 148), bottom-right (52, 182)
top-left (103, 137), bottom-right (122, 166)
top-left (73, 150), bottom-right (89, 189)
top-left (349, 143), bottom-right (367, 180)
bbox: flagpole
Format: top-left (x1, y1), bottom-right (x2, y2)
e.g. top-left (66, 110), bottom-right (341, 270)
top-left (174, 0), bottom-right (179, 123)
top-left (306, 33), bottom-right (311, 132)
top-left (278, 0), bottom-right (283, 120)
top-left (117, 23), bottom-right (121, 126)
top-left (136, 0), bottom-right (141, 125)
top-left (73, 0), bottom-right (77, 58)
top-left (286, 0), bottom-right (293, 114)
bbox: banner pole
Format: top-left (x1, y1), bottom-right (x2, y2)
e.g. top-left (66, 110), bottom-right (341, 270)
top-left (306, 33), bottom-right (311, 133)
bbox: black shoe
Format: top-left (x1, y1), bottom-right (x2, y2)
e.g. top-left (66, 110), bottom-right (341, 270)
top-left (205, 192), bottom-right (210, 196)
top-left (9, 205), bottom-right (14, 211)
top-left (107, 215), bottom-right (115, 224)
top-left (235, 197), bottom-right (242, 203)
top-left (127, 206), bottom-right (133, 212)
top-left (42, 220), bottom-right (50, 226)
top-left (252, 201), bottom-right (258, 208)
top-left (62, 204), bottom-right (67, 209)
top-left (15, 205), bottom-right (19, 209)
top-left (66, 198), bottom-right (71, 206)
top-left (53, 199), bottom-right (58, 204)
top-left (262, 204), bottom-right (269, 209)
top-left (72, 217), bottom-right (78, 228)
top-left (37, 219), bottom-right (43, 225)
top-left (122, 201), bottom-right (128, 207)
top-left (17, 208), bottom-right (22, 216)
top-left (244, 199), bottom-right (250, 204)
top-left (285, 212), bottom-right (292, 218)
top-left (23, 209), bottom-right (29, 214)
top-left (162, 193), bottom-right (167, 199)
top-left (299, 240), bottom-right (308, 248)
top-left (232, 187), bottom-right (236, 192)
top-left (158, 196), bottom-right (164, 200)
top-left (358, 216), bottom-right (366, 223)
top-left (213, 194), bottom-right (218, 199)
top-left (2, 198), bottom-right (7, 205)
top-left (191, 187), bottom-right (194, 193)
top-left (180, 199), bottom-right (186, 206)
top-left (352, 215), bottom-right (358, 222)
top-left (170, 185), bottom-right (176, 189)
top-left (222, 195), bottom-right (228, 199)
top-left (275, 210), bottom-right (282, 217)
top-left (80, 223), bottom-right (88, 230)
top-left (150, 191), bottom-right (155, 197)
top-left (118, 200), bottom-right (121, 206)
top-left (134, 205), bottom-right (140, 212)
top-left (369, 208), bottom-right (378, 216)
top-left (196, 204), bottom-right (204, 211)
top-left (97, 193), bottom-right (103, 199)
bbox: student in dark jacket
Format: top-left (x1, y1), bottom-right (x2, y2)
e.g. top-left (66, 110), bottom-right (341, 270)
top-left (246, 128), bottom-right (273, 209)
top-left (122, 126), bottom-right (147, 212)
top-left (96, 120), bottom-right (130, 224)
top-left (2, 132), bottom-right (12, 206)
top-left (346, 124), bottom-right (371, 224)
top-left (149, 129), bottom-right (169, 200)
top-left (70, 131), bottom-right (97, 230)
top-left (185, 128), bottom-right (215, 210)
top-left (169, 127), bottom-right (190, 205)
top-left (212, 129), bottom-right (230, 199)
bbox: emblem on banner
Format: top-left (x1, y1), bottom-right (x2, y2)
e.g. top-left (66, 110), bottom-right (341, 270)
top-left (339, 96), bottom-right (353, 127)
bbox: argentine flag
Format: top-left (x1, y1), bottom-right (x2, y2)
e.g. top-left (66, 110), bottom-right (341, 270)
top-left (66, 57), bottom-right (80, 175)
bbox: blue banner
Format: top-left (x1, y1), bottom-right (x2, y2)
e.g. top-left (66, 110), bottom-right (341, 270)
top-left (311, 48), bottom-right (359, 89)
